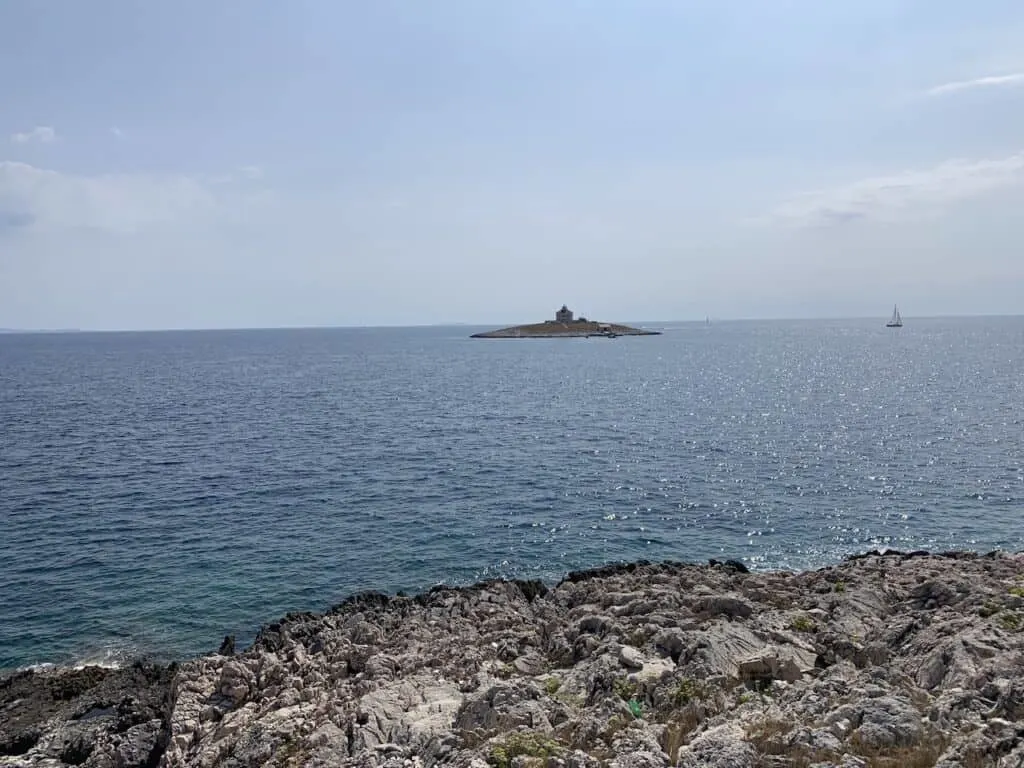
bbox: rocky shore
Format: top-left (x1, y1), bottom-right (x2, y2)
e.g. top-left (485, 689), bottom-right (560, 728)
top-left (4, 550), bottom-right (1024, 767)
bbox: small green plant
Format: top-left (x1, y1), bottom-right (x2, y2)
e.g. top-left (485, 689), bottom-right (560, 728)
top-left (979, 600), bottom-right (1001, 618)
top-left (671, 677), bottom-right (708, 706)
top-left (628, 698), bottom-right (643, 719)
top-left (613, 677), bottom-right (638, 701)
top-left (1008, 586), bottom-right (1024, 598)
top-left (552, 690), bottom-right (584, 709)
top-left (489, 732), bottom-right (564, 768)
top-left (738, 692), bottom-right (754, 704)
top-left (998, 611), bottom-right (1022, 631)
top-left (789, 614), bottom-right (816, 633)
top-left (544, 676), bottom-right (561, 695)
top-left (833, 580), bottom-right (846, 593)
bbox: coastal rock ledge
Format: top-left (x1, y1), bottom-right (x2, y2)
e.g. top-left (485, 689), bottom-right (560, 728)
top-left (5, 551), bottom-right (1024, 767)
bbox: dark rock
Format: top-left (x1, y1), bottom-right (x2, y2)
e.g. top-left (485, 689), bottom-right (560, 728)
top-left (59, 730), bottom-right (96, 765)
top-left (909, 580), bottom-right (957, 609)
top-left (0, 726), bottom-right (40, 756)
top-left (515, 579), bottom-right (549, 602)
top-left (0, 662), bottom-right (172, 768)
top-left (708, 558), bottom-right (750, 574)
top-left (578, 614), bottom-right (614, 636)
top-left (559, 560), bottom-right (652, 585)
top-left (331, 589), bottom-right (391, 614)
top-left (846, 548), bottom-right (912, 561)
top-left (217, 634), bottom-right (235, 656)
top-left (692, 595), bottom-right (753, 619)
top-left (653, 629), bottom-right (687, 663)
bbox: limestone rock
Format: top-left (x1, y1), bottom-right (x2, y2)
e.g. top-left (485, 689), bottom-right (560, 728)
top-left (827, 695), bottom-right (924, 748)
top-left (737, 645), bottom-right (814, 684)
top-left (4, 552), bottom-right (1024, 767)
top-left (618, 645), bottom-right (644, 670)
top-left (675, 723), bottom-right (756, 768)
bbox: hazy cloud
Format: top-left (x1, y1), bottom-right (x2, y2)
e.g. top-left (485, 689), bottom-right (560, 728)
top-left (111, 126), bottom-right (125, 139)
top-left (9, 126), bottom-right (56, 144)
top-left (0, 209), bottom-right (34, 233)
top-left (0, 161), bottom-right (234, 234)
top-left (927, 72), bottom-right (1024, 96)
top-left (764, 152), bottom-right (1024, 228)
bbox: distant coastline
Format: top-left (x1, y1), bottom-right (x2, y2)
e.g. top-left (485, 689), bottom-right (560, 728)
top-left (0, 328), bottom-right (81, 334)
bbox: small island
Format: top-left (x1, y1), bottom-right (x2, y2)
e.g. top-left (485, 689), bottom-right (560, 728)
top-left (471, 305), bottom-right (661, 338)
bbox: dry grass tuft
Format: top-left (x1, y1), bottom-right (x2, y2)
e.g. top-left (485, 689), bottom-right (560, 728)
top-left (660, 706), bottom-right (703, 764)
top-left (849, 732), bottom-right (949, 768)
top-left (745, 719), bottom-right (838, 768)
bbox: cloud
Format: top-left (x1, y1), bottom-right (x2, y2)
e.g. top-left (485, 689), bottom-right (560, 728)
top-left (10, 126), bottom-right (57, 144)
top-left (201, 165), bottom-right (266, 186)
top-left (927, 72), bottom-right (1024, 96)
top-left (237, 165), bottom-right (263, 180)
top-left (763, 152), bottom-right (1024, 228)
top-left (0, 161), bottom-right (260, 235)
top-left (111, 126), bottom-right (125, 139)
top-left (0, 209), bottom-right (34, 233)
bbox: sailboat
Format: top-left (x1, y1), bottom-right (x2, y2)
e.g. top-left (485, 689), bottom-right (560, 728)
top-left (886, 305), bottom-right (903, 328)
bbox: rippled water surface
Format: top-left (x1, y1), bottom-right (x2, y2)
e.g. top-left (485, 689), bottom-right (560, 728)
top-left (2, 318), bottom-right (1022, 668)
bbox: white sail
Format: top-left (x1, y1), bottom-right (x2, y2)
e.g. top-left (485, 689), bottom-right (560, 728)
top-left (886, 304), bottom-right (902, 327)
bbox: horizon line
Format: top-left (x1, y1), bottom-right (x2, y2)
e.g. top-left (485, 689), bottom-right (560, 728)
top-left (2, 312), bottom-right (1022, 335)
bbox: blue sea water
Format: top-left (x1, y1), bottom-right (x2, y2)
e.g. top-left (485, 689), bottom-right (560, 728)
top-left (1, 317), bottom-right (1022, 670)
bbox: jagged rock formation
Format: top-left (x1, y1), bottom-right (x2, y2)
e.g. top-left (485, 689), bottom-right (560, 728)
top-left (4, 551), bottom-right (1024, 767)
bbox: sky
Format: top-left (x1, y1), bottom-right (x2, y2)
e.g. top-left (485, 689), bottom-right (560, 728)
top-left (2, 0), bottom-right (1024, 330)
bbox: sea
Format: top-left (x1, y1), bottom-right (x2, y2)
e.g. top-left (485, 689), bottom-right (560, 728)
top-left (1, 317), bottom-right (1022, 671)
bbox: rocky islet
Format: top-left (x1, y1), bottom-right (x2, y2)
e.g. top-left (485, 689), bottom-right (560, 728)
top-left (470, 305), bottom-right (660, 338)
top-left (3, 550), bottom-right (1024, 767)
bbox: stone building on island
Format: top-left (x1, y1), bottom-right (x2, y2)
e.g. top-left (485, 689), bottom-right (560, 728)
top-left (554, 305), bottom-right (588, 324)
